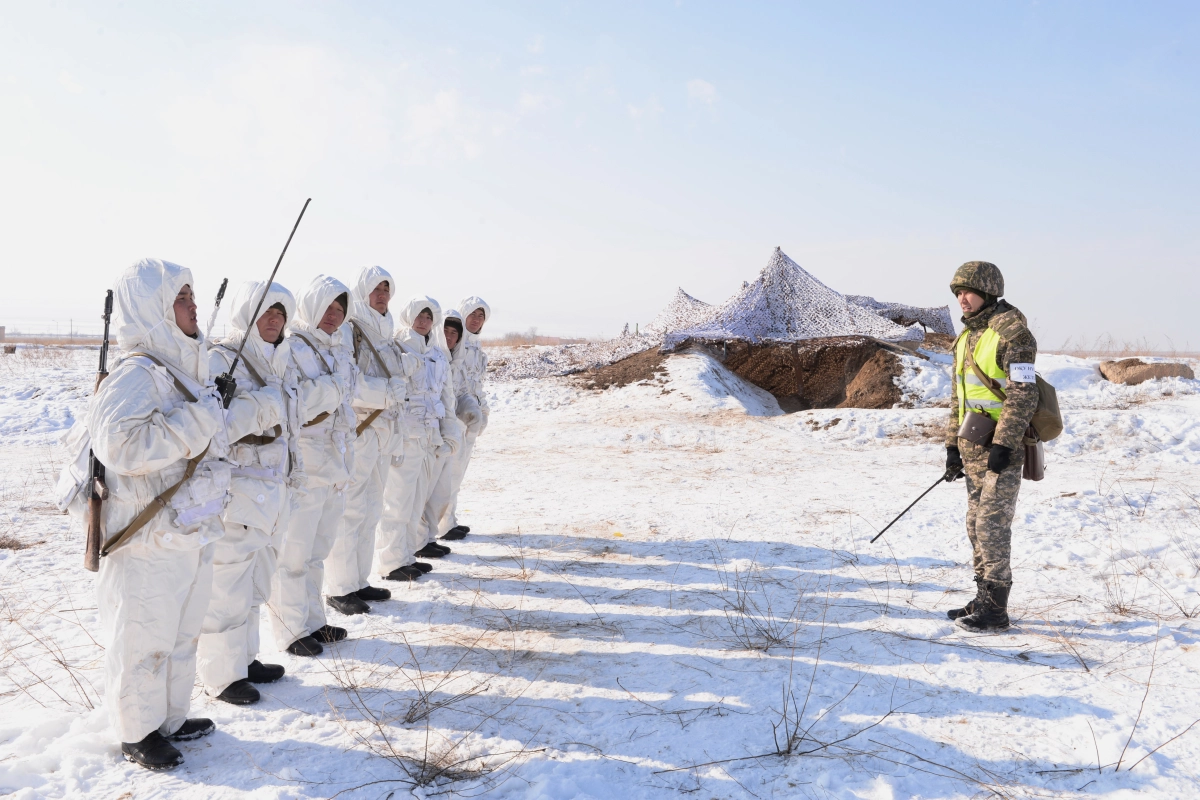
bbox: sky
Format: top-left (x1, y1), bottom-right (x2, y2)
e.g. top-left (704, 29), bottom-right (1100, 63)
top-left (1, 1), bottom-right (1197, 348)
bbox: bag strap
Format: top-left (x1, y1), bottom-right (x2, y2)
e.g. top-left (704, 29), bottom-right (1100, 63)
top-left (99, 445), bottom-right (209, 558)
top-left (127, 352), bottom-right (199, 402)
top-left (964, 339), bottom-right (1008, 402)
top-left (290, 332), bottom-right (334, 374)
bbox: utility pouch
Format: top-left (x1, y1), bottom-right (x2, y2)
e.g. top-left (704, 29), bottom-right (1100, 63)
top-left (957, 408), bottom-right (996, 446)
top-left (1022, 425), bottom-right (1045, 481)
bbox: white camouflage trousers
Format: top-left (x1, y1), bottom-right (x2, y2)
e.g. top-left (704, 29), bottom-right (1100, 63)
top-left (327, 426), bottom-right (389, 597)
top-left (197, 522), bottom-right (274, 694)
top-left (425, 428), bottom-right (478, 538)
top-left (269, 484), bottom-right (342, 648)
top-left (98, 540), bottom-right (214, 743)
top-left (376, 432), bottom-right (434, 575)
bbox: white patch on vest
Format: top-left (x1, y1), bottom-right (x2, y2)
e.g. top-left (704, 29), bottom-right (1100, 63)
top-left (1010, 363), bottom-right (1036, 383)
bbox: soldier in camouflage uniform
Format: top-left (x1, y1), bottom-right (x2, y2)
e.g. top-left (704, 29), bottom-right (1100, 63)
top-left (943, 261), bottom-right (1038, 631)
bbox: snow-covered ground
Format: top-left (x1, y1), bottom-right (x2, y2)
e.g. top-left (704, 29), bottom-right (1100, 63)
top-left (2, 345), bottom-right (1200, 799)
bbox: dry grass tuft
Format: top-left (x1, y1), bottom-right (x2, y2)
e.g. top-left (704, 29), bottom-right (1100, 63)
top-left (1053, 334), bottom-right (1197, 359)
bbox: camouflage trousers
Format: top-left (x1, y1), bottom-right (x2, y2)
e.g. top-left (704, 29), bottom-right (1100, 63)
top-left (961, 440), bottom-right (1025, 585)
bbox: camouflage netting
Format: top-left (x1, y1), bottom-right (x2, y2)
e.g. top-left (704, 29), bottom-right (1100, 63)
top-left (641, 289), bottom-right (712, 338)
top-left (844, 295), bottom-right (956, 335)
top-left (663, 248), bottom-right (924, 348)
top-left (488, 248), bottom-right (932, 381)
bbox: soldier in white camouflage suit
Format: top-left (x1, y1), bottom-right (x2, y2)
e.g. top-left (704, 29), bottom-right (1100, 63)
top-left (423, 297), bottom-right (491, 542)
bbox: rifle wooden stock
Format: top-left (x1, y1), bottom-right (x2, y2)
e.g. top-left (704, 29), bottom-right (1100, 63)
top-left (84, 477), bottom-right (107, 572)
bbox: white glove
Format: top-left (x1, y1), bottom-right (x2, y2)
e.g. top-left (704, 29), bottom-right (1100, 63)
top-left (399, 352), bottom-right (422, 378)
top-left (459, 407), bottom-right (481, 429)
top-left (387, 376), bottom-right (407, 402)
top-left (439, 417), bottom-right (463, 455)
top-left (255, 384), bottom-right (285, 429)
top-left (192, 391), bottom-right (226, 438)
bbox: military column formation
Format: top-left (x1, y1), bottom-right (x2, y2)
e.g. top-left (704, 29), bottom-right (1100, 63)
top-left (62, 259), bottom-right (492, 769)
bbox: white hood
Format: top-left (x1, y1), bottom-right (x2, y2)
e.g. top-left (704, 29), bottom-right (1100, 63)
top-left (288, 274), bottom-right (351, 346)
top-left (444, 309), bottom-right (465, 360)
top-left (395, 295), bottom-right (448, 356)
top-left (457, 296), bottom-right (491, 348)
top-left (349, 266), bottom-right (395, 341)
top-left (224, 280), bottom-right (296, 361)
top-left (114, 258), bottom-right (208, 381)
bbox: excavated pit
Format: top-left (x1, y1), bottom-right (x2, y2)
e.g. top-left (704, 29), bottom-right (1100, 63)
top-left (707, 337), bottom-right (905, 412)
top-left (578, 337), bottom-right (913, 412)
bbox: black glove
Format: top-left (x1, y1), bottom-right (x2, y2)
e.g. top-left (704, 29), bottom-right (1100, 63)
top-left (944, 447), bottom-right (964, 482)
top-left (987, 444), bottom-right (1012, 474)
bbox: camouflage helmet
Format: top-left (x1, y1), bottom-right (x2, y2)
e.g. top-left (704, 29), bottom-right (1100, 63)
top-left (950, 261), bottom-right (1004, 298)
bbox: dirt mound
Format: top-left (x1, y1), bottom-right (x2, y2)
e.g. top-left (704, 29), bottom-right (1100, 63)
top-left (577, 347), bottom-right (669, 389)
top-left (1099, 358), bottom-right (1195, 385)
top-left (701, 337), bottom-right (904, 412)
top-left (922, 332), bottom-right (957, 353)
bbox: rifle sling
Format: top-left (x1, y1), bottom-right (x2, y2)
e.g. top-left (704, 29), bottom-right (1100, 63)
top-left (99, 445), bottom-right (210, 558)
top-left (237, 425), bottom-right (282, 445)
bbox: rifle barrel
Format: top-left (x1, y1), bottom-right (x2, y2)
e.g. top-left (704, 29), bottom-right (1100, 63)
top-left (227, 198), bottom-right (311, 375)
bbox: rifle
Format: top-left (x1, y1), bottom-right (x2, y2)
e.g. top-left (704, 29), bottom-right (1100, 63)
top-left (205, 278), bottom-right (229, 340)
top-left (215, 198), bottom-right (311, 408)
top-left (84, 290), bottom-right (114, 572)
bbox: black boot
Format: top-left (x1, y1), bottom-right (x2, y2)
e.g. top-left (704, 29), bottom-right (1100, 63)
top-left (441, 525), bottom-right (469, 540)
top-left (956, 582), bottom-right (1011, 632)
top-left (355, 585), bottom-right (391, 602)
top-left (168, 718), bottom-right (215, 741)
top-left (327, 593), bottom-right (370, 615)
top-left (286, 635), bottom-right (323, 656)
top-left (216, 679), bottom-right (260, 706)
top-left (311, 624), bottom-right (348, 643)
top-left (415, 543), bottom-right (448, 558)
top-left (247, 660), bottom-right (285, 683)
top-left (122, 731), bottom-right (183, 770)
top-left (413, 561), bottom-right (433, 574)
top-left (385, 565), bottom-right (424, 581)
top-left (947, 576), bottom-right (984, 620)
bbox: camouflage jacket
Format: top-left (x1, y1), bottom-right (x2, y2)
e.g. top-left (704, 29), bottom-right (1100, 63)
top-left (946, 300), bottom-right (1039, 451)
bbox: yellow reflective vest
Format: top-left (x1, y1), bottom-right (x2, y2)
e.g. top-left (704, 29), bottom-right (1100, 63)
top-left (955, 328), bottom-right (1006, 423)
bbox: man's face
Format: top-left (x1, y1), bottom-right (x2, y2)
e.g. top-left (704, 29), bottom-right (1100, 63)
top-left (369, 281), bottom-right (391, 315)
top-left (174, 284), bottom-right (199, 337)
top-left (256, 306), bottom-right (287, 344)
top-left (465, 307), bottom-right (486, 334)
top-left (957, 290), bottom-right (986, 315)
top-left (412, 309), bottom-right (434, 336)
top-left (444, 324), bottom-right (460, 350)
top-left (318, 301), bottom-right (346, 335)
